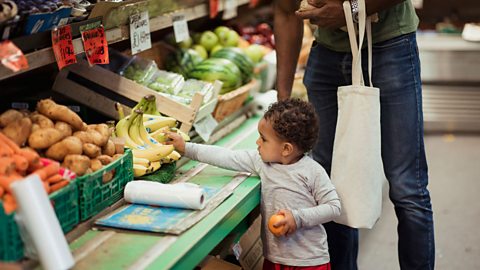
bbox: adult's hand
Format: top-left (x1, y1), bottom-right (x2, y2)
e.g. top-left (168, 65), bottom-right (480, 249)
top-left (296, 0), bottom-right (345, 29)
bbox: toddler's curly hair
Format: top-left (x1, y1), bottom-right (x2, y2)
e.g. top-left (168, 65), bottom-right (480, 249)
top-left (263, 98), bottom-right (319, 153)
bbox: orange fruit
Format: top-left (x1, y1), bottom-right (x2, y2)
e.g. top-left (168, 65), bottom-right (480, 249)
top-left (268, 214), bottom-right (285, 236)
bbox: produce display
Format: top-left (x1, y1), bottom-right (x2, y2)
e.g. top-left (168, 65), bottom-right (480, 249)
top-left (115, 95), bottom-right (188, 177)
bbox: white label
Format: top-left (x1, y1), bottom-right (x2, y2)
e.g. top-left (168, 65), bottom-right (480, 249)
top-left (193, 114), bottom-right (218, 142)
top-left (130, 11), bottom-right (152, 55)
top-left (223, 0), bottom-right (238, 20)
top-left (232, 242), bottom-right (242, 260)
top-left (58, 18), bottom-right (69, 26)
top-left (11, 102), bottom-right (29, 110)
top-left (172, 14), bottom-right (190, 43)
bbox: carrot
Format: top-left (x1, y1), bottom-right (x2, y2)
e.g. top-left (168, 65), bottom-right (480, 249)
top-left (0, 186), bottom-right (4, 197)
top-left (0, 157), bottom-right (16, 175)
top-left (12, 154), bottom-right (28, 172)
top-left (0, 132), bottom-right (21, 153)
top-left (46, 174), bottom-right (63, 184)
top-left (0, 173), bottom-right (22, 193)
top-left (0, 143), bottom-right (14, 157)
top-left (28, 159), bottom-right (43, 173)
top-left (2, 193), bottom-right (17, 214)
top-left (50, 179), bottom-right (69, 193)
top-left (32, 162), bottom-right (60, 181)
top-left (17, 147), bottom-right (40, 165)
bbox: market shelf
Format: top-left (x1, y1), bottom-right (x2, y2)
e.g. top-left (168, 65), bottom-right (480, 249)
top-left (0, 0), bottom-right (250, 81)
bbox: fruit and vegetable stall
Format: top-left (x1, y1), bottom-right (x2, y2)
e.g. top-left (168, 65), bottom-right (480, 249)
top-left (0, 0), bottom-right (299, 269)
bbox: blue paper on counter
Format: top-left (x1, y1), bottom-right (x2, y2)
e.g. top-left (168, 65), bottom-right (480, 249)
top-left (94, 186), bottom-right (219, 233)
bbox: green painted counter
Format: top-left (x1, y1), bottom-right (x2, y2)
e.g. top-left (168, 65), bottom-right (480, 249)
top-left (69, 116), bottom-right (261, 270)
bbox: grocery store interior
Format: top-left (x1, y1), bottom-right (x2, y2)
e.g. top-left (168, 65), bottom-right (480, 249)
top-left (0, 0), bottom-right (479, 269)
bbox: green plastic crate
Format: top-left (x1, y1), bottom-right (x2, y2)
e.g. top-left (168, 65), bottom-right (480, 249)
top-left (77, 149), bottom-right (134, 221)
top-left (0, 180), bottom-right (79, 262)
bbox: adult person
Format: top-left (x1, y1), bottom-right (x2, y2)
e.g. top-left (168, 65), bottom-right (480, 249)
top-left (273, 0), bottom-right (435, 269)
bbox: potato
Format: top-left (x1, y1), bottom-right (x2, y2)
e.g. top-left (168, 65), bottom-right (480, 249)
top-left (2, 117), bottom-right (32, 146)
top-left (55, 121), bottom-right (72, 139)
top-left (30, 113), bottom-right (54, 129)
top-left (45, 136), bottom-right (83, 161)
top-left (112, 154), bottom-right (124, 160)
top-left (112, 137), bottom-right (125, 154)
top-left (62, 155), bottom-right (91, 176)
top-left (87, 129), bottom-right (106, 147)
top-left (73, 131), bottom-right (93, 144)
top-left (28, 128), bottom-right (63, 149)
top-left (97, 155), bottom-right (113, 165)
top-left (0, 109), bottom-right (23, 127)
top-left (83, 143), bottom-right (101, 158)
top-left (102, 139), bottom-right (115, 156)
top-left (36, 99), bottom-right (85, 131)
top-left (102, 171), bottom-right (114, 183)
top-left (31, 123), bottom-right (41, 132)
top-left (90, 158), bottom-right (103, 172)
top-left (94, 124), bottom-right (111, 145)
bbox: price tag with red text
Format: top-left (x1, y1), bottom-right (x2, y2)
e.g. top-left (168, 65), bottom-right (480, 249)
top-left (210, 0), bottom-right (219, 18)
top-left (0, 40), bottom-right (29, 72)
top-left (52, 25), bottom-right (77, 70)
top-left (81, 25), bottom-right (109, 66)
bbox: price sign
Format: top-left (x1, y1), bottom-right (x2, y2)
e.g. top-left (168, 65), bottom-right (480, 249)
top-left (130, 11), bottom-right (152, 55)
top-left (0, 40), bottom-right (29, 72)
top-left (249, 0), bottom-right (259, 8)
top-left (210, 0), bottom-right (219, 18)
top-left (172, 15), bottom-right (190, 43)
top-left (52, 25), bottom-right (77, 70)
top-left (223, 0), bottom-right (237, 20)
top-left (81, 25), bottom-right (109, 66)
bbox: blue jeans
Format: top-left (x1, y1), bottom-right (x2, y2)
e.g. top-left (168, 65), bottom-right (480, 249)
top-left (303, 32), bottom-right (435, 270)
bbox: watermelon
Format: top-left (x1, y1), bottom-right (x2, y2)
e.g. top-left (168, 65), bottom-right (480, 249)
top-left (188, 58), bottom-right (242, 94)
top-left (165, 48), bottom-right (203, 77)
top-left (210, 47), bottom-right (254, 84)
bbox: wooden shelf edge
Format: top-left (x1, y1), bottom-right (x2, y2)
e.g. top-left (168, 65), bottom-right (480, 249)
top-left (0, 0), bottom-right (250, 81)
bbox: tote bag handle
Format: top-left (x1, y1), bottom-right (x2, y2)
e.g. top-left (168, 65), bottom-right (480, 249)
top-left (343, 0), bottom-right (373, 87)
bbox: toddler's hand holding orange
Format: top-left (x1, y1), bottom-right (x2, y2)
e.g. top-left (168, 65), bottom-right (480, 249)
top-left (268, 209), bottom-right (297, 237)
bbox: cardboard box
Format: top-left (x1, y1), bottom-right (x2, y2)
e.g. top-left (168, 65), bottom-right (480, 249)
top-left (232, 215), bottom-right (264, 270)
top-left (198, 255), bottom-right (242, 270)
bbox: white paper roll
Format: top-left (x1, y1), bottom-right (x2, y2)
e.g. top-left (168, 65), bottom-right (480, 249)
top-left (11, 174), bottom-right (74, 270)
top-left (124, 181), bottom-right (206, 210)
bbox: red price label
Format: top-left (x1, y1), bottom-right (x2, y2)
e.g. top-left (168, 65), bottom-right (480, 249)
top-left (52, 25), bottom-right (77, 70)
top-left (0, 40), bottom-right (29, 72)
top-left (210, 0), bottom-right (219, 18)
top-left (249, 0), bottom-right (259, 8)
top-left (81, 26), bottom-right (109, 66)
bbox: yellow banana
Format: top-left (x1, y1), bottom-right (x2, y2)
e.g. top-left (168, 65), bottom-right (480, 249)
top-left (160, 150), bottom-right (181, 164)
top-left (129, 113), bottom-right (146, 146)
top-left (148, 161), bottom-right (161, 173)
top-left (137, 113), bottom-right (161, 147)
top-left (133, 164), bottom-right (150, 177)
top-left (115, 116), bottom-right (145, 149)
top-left (133, 157), bottom-right (151, 167)
top-left (132, 144), bottom-right (175, 162)
top-left (144, 117), bottom-right (177, 133)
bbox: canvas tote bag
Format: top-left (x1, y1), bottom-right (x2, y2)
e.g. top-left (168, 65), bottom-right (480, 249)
top-left (330, 0), bottom-right (384, 229)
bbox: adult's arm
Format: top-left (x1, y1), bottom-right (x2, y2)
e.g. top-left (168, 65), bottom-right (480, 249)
top-left (296, 0), bottom-right (406, 29)
top-left (274, 0), bottom-right (304, 101)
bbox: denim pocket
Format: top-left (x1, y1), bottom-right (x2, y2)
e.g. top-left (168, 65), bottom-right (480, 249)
top-left (373, 33), bottom-right (413, 51)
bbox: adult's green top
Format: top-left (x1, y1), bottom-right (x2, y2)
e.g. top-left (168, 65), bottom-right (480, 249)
top-left (315, 0), bottom-right (419, 52)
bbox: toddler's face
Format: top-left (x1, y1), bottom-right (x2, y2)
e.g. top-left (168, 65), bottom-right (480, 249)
top-left (256, 118), bottom-right (284, 163)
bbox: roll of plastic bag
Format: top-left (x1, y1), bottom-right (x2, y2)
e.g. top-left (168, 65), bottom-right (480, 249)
top-left (124, 181), bottom-right (206, 210)
top-left (251, 90), bottom-right (277, 116)
top-left (11, 174), bottom-right (74, 270)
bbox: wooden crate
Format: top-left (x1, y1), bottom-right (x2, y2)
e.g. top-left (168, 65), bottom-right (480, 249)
top-left (52, 60), bottom-right (220, 133)
top-left (213, 79), bottom-right (259, 122)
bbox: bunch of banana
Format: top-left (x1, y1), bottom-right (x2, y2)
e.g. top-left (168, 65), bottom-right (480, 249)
top-left (115, 95), bottom-right (188, 177)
